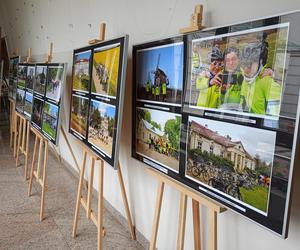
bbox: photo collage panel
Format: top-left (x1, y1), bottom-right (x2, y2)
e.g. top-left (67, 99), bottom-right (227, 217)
top-left (8, 56), bottom-right (19, 100)
top-left (69, 36), bottom-right (128, 169)
top-left (132, 12), bottom-right (300, 238)
top-left (132, 37), bottom-right (184, 175)
top-left (31, 63), bottom-right (66, 145)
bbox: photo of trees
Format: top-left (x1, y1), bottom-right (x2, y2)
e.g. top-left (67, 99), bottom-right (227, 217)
top-left (34, 65), bottom-right (47, 95)
top-left (136, 107), bottom-right (181, 172)
top-left (42, 102), bottom-right (59, 140)
top-left (70, 95), bottom-right (89, 138)
top-left (46, 65), bottom-right (64, 102)
top-left (73, 51), bottom-right (91, 92)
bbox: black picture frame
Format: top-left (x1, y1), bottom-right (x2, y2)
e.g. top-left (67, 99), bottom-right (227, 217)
top-left (68, 35), bottom-right (129, 169)
top-left (132, 11), bottom-right (300, 238)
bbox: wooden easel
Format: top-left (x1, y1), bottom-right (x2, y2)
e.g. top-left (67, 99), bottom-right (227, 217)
top-left (147, 168), bottom-right (226, 250)
top-left (15, 48), bottom-right (33, 179)
top-left (179, 4), bottom-right (205, 34)
top-left (72, 142), bottom-right (136, 250)
top-left (28, 126), bottom-right (49, 221)
top-left (15, 112), bottom-right (31, 179)
top-left (27, 44), bottom-right (54, 221)
top-left (72, 23), bottom-right (135, 250)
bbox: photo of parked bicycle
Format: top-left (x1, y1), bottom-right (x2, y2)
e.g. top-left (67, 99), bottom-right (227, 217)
top-left (186, 116), bottom-right (276, 213)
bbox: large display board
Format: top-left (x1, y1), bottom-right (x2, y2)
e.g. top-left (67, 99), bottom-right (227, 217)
top-left (8, 56), bottom-right (20, 100)
top-left (31, 63), bottom-right (66, 145)
top-left (69, 36), bottom-right (129, 169)
top-left (132, 12), bottom-right (300, 238)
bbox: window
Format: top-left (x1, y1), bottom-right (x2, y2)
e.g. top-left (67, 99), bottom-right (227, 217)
top-left (210, 143), bottom-right (214, 153)
top-left (197, 141), bottom-right (202, 150)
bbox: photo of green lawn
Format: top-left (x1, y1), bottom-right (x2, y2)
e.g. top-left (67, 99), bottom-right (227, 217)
top-left (42, 102), bottom-right (59, 140)
top-left (17, 65), bottom-right (27, 88)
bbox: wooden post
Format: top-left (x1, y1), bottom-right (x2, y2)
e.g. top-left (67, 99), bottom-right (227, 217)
top-left (97, 159), bottom-right (104, 250)
top-left (45, 42), bottom-right (53, 63)
top-left (117, 161), bottom-right (136, 240)
top-left (146, 168), bottom-right (226, 250)
top-left (192, 200), bottom-right (201, 250)
top-left (25, 48), bottom-right (32, 63)
top-left (89, 22), bottom-right (106, 45)
top-left (177, 193), bottom-right (187, 250)
top-left (179, 4), bottom-right (205, 34)
top-left (27, 127), bottom-right (49, 221)
top-left (149, 181), bottom-right (164, 250)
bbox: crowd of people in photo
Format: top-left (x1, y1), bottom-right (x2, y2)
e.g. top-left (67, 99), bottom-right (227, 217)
top-left (147, 135), bottom-right (178, 159)
top-left (95, 63), bottom-right (109, 91)
top-left (192, 32), bottom-right (282, 116)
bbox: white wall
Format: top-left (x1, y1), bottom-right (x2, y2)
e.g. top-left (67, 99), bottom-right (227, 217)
top-left (1, 1), bottom-right (300, 249)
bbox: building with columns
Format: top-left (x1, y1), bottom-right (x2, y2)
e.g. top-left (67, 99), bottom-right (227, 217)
top-left (189, 120), bottom-right (256, 171)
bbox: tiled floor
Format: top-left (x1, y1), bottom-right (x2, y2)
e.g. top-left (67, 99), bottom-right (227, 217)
top-left (0, 113), bottom-right (144, 250)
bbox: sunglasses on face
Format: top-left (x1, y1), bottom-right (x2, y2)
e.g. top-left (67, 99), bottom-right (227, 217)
top-left (212, 61), bottom-right (224, 67)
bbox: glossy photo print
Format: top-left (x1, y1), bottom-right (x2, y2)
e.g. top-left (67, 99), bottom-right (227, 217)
top-left (16, 88), bottom-right (25, 112)
top-left (26, 65), bottom-right (35, 91)
top-left (34, 65), bottom-right (47, 96)
top-left (70, 94), bottom-right (89, 139)
top-left (186, 116), bottom-right (276, 214)
top-left (17, 65), bottom-right (27, 88)
top-left (24, 92), bottom-right (33, 118)
top-left (136, 107), bottom-right (181, 172)
top-left (31, 97), bottom-right (44, 128)
top-left (73, 50), bottom-right (91, 93)
top-left (42, 102), bottom-right (59, 141)
top-left (136, 41), bottom-right (184, 105)
top-left (88, 100), bottom-right (116, 157)
top-left (186, 23), bottom-right (289, 118)
top-left (46, 65), bottom-right (64, 102)
top-left (91, 43), bottom-right (120, 98)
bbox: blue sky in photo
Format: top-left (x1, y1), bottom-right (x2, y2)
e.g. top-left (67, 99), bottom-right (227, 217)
top-left (91, 100), bottom-right (115, 119)
top-left (189, 116), bottom-right (276, 164)
top-left (46, 102), bottom-right (58, 118)
top-left (75, 50), bottom-right (91, 61)
top-left (25, 92), bottom-right (33, 103)
top-left (136, 43), bottom-right (183, 90)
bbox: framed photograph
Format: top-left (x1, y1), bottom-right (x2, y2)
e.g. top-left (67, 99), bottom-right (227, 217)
top-left (91, 43), bottom-right (121, 98)
top-left (87, 100), bottom-right (116, 157)
top-left (17, 64), bottom-right (27, 89)
top-left (135, 107), bottom-right (181, 173)
top-left (69, 36), bottom-right (129, 169)
top-left (135, 39), bottom-right (184, 106)
top-left (42, 101), bottom-right (59, 143)
top-left (24, 92), bottom-right (33, 119)
top-left (184, 23), bottom-right (289, 120)
top-left (8, 56), bottom-right (20, 100)
top-left (26, 65), bottom-right (35, 92)
top-left (70, 94), bottom-right (89, 140)
top-left (34, 65), bottom-right (47, 96)
top-left (31, 96), bottom-right (44, 129)
top-left (45, 64), bottom-right (64, 103)
top-left (31, 63), bottom-right (66, 145)
top-left (16, 88), bottom-right (25, 112)
top-left (132, 11), bottom-right (300, 238)
top-left (73, 50), bottom-right (91, 93)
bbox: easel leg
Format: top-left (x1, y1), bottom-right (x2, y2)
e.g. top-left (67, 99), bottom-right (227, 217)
top-left (192, 199), bottom-right (201, 250)
top-left (97, 160), bottom-right (104, 250)
top-left (87, 157), bottom-right (95, 219)
top-left (177, 193), bottom-right (187, 250)
top-left (13, 116), bottom-right (17, 157)
top-left (24, 121), bottom-right (30, 180)
top-left (117, 161), bottom-right (136, 240)
top-left (16, 118), bottom-right (23, 167)
top-left (40, 141), bottom-right (48, 222)
top-left (208, 210), bottom-right (217, 250)
top-left (28, 136), bottom-right (38, 196)
top-left (72, 150), bottom-right (87, 238)
top-left (149, 181), bottom-right (165, 250)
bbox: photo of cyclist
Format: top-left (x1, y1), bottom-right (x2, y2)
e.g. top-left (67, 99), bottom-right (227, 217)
top-left (240, 37), bottom-right (282, 116)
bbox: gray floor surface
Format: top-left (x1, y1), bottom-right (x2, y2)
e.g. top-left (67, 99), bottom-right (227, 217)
top-left (0, 113), bottom-right (144, 250)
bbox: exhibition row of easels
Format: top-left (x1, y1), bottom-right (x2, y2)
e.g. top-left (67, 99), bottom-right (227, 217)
top-left (7, 7), bottom-right (226, 249)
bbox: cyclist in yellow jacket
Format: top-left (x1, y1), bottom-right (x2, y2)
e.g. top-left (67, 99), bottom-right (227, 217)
top-left (240, 40), bottom-right (282, 116)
